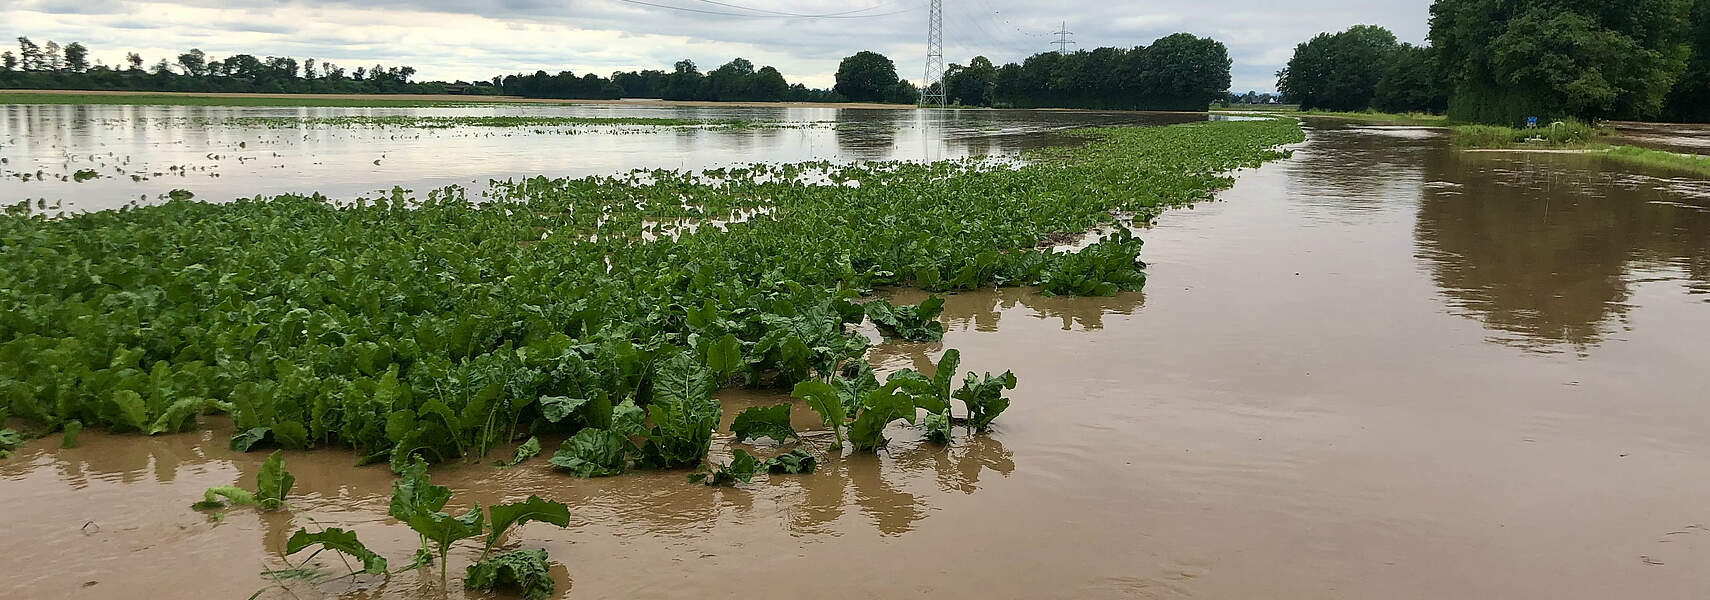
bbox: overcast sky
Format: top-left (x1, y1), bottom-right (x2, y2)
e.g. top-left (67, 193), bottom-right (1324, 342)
top-left (3, 0), bottom-right (1432, 93)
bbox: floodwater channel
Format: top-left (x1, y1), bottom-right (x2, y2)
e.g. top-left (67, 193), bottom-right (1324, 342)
top-left (2, 113), bottom-right (1710, 600)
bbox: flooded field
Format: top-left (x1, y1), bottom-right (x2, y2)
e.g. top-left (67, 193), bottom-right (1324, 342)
top-left (0, 104), bottom-right (1201, 211)
top-left (3, 112), bottom-right (1710, 600)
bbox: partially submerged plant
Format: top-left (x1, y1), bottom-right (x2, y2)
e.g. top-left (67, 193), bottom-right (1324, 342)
top-left (192, 450), bottom-right (294, 510)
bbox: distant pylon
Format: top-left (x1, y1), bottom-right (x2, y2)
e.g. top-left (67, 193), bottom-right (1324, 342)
top-left (920, 0), bottom-right (945, 107)
top-left (1052, 21), bottom-right (1075, 54)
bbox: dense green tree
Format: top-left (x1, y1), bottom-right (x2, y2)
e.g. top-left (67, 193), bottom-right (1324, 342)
top-left (944, 56), bottom-right (997, 106)
top-left (984, 34), bottom-right (1231, 110)
top-left (1276, 25), bottom-right (1399, 111)
top-left (1663, 0), bottom-right (1710, 121)
top-left (63, 42), bottom-right (88, 73)
top-left (1374, 43), bottom-right (1448, 113)
top-left (1431, 0), bottom-right (1693, 123)
top-left (0, 52), bottom-right (15, 72)
top-left (834, 51), bottom-right (900, 102)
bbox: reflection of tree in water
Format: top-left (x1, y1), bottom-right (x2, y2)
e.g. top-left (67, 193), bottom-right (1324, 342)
top-left (832, 109), bottom-right (898, 160)
top-left (883, 286), bottom-right (1144, 337)
top-left (1414, 149), bottom-right (1710, 352)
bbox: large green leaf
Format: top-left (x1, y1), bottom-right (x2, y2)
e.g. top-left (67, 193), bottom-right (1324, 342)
top-left (688, 449), bottom-right (760, 486)
top-left (286, 527), bottom-right (388, 575)
top-left (389, 456), bottom-right (451, 522)
top-left (465, 548), bottom-right (554, 600)
top-left (483, 495), bottom-right (571, 554)
top-left (548, 428), bottom-right (628, 477)
top-left (496, 436), bottom-right (541, 468)
top-left (763, 449), bottom-right (817, 474)
top-left (849, 387), bottom-right (917, 452)
top-left (792, 380), bottom-right (845, 449)
top-left (955, 370), bottom-right (1018, 430)
top-left (704, 333), bottom-right (743, 379)
top-left (255, 450), bottom-right (294, 510)
top-left (729, 403), bottom-right (796, 444)
top-left (538, 395), bottom-right (590, 424)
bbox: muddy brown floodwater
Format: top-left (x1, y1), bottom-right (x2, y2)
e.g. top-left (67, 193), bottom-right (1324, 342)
top-left (4, 118), bottom-right (1710, 600)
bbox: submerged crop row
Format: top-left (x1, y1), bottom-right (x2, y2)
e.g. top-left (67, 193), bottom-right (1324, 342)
top-left (0, 118), bottom-right (1303, 474)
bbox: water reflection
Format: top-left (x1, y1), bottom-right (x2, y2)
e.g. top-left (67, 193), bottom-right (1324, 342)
top-left (1413, 147), bottom-right (1710, 353)
top-left (0, 104), bottom-right (1208, 211)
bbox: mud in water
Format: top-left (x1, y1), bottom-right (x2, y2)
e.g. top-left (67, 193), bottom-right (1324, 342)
top-left (4, 118), bottom-right (1710, 599)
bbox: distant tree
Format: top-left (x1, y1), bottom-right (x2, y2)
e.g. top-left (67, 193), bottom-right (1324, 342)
top-left (43, 40), bottom-right (62, 71)
top-left (63, 42), bottom-right (88, 73)
top-left (125, 52), bottom-right (142, 71)
top-left (1373, 43), bottom-right (1446, 113)
top-left (302, 58), bottom-right (316, 80)
top-left (834, 51), bottom-right (900, 102)
top-left (17, 37), bottom-right (41, 71)
top-left (752, 66), bottom-right (788, 101)
top-left (1431, 0), bottom-right (1694, 123)
top-left (1276, 25), bottom-right (1398, 112)
top-left (1, 51), bottom-right (15, 72)
top-left (944, 55), bottom-right (997, 106)
top-left (1139, 33), bottom-right (1233, 110)
top-left (177, 48), bottom-right (208, 77)
top-left (663, 59), bottom-right (702, 100)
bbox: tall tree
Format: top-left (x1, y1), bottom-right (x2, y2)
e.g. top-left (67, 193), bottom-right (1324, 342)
top-left (1276, 25), bottom-right (1399, 111)
top-left (63, 42), bottom-right (88, 73)
top-left (1430, 0), bottom-right (1693, 123)
top-left (1373, 43), bottom-right (1447, 113)
top-left (17, 37), bottom-right (41, 71)
top-left (834, 51), bottom-right (900, 102)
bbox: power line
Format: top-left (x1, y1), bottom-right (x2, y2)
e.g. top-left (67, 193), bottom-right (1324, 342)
top-left (612, 0), bottom-right (915, 19)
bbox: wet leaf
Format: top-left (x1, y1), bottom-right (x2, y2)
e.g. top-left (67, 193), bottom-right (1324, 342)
top-left (465, 548), bottom-right (554, 600)
top-left (483, 495), bottom-right (570, 554)
top-left (730, 403), bottom-right (796, 444)
top-left (548, 428), bottom-right (628, 477)
top-left (286, 527), bottom-right (388, 575)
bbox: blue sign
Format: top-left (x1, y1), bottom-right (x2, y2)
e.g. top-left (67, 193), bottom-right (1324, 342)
top-left (1526, 116), bottom-right (1539, 128)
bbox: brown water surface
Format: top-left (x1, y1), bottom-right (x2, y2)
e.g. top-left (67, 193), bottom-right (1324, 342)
top-left (3, 119), bottom-right (1710, 600)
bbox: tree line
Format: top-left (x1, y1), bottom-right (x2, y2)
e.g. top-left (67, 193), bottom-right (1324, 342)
top-left (1, 37), bottom-right (441, 94)
top-left (933, 33), bottom-right (1232, 110)
top-left (1276, 0), bottom-right (1710, 123)
top-left (2, 34), bottom-right (1238, 111)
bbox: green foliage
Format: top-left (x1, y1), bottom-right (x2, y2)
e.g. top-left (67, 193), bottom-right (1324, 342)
top-left (59, 420), bottom-right (81, 448)
top-left (834, 51), bottom-right (902, 103)
top-left (285, 527), bottom-right (388, 575)
top-left (729, 403), bottom-right (797, 444)
top-left (1450, 119), bottom-right (1606, 148)
top-left (864, 295), bottom-right (945, 341)
top-left (990, 34), bottom-right (1232, 110)
top-left (0, 118), bottom-right (1302, 472)
top-left (0, 428), bottom-right (18, 458)
top-left (955, 371), bottom-right (1018, 431)
top-left (688, 449), bottom-right (760, 485)
top-left (465, 549), bottom-right (555, 600)
top-left (792, 380), bottom-right (846, 449)
top-left (922, 410), bottom-right (952, 444)
top-left (192, 449), bottom-right (291, 510)
top-left (483, 495), bottom-right (571, 556)
top-left (1038, 228), bottom-right (1147, 297)
top-left (255, 450), bottom-right (295, 509)
top-left (548, 428), bottom-right (629, 477)
top-left (848, 387), bottom-right (917, 452)
top-left (636, 352), bottom-right (720, 469)
top-left (496, 436), bottom-right (541, 468)
top-left (1432, 0), bottom-right (1696, 123)
top-left (763, 448), bottom-right (817, 474)
top-left (1277, 25), bottom-right (1400, 112)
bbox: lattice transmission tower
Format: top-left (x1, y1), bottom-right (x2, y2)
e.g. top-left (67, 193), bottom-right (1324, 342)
top-left (919, 0), bottom-right (945, 107)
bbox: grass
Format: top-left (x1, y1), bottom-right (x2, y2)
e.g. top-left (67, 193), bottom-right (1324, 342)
top-left (0, 91), bottom-right (491, 107)
top-left (1602, 146), bottom-right (1710, 177)
top-left (1450, 119), bottom-right (1606, 148)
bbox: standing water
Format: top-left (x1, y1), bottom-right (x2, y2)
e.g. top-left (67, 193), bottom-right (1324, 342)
top-left (2, 114), bottom-right (1709, 599)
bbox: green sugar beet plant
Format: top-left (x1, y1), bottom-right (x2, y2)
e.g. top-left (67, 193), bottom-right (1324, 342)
top-left (0, 118), bottom-right (1302, 468)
